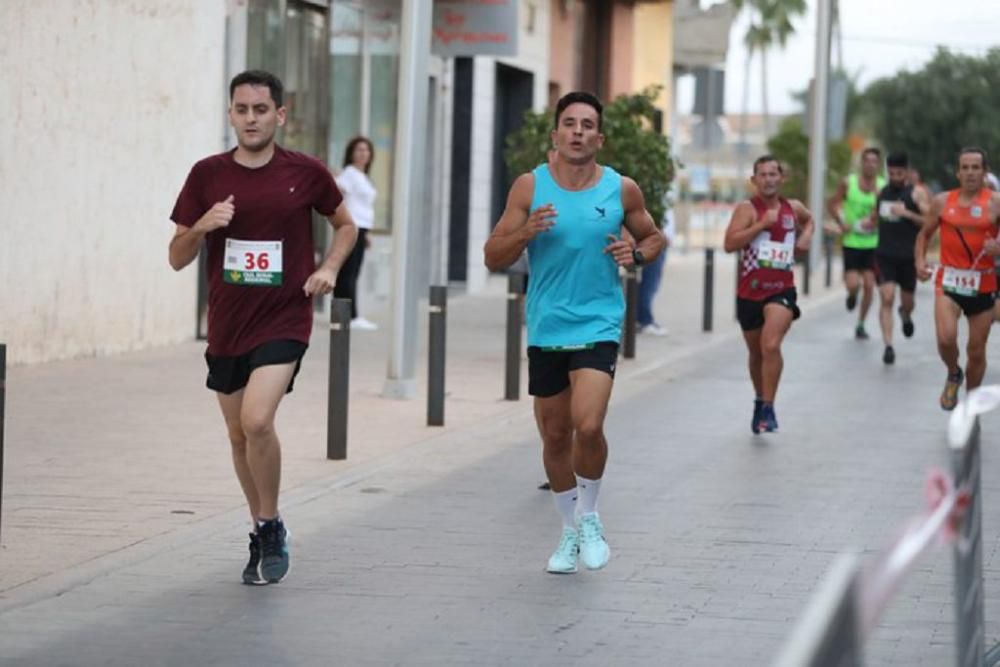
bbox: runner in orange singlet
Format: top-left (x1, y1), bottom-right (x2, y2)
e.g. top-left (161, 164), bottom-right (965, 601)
top-left (915, 148), bottom-right (1000, 410)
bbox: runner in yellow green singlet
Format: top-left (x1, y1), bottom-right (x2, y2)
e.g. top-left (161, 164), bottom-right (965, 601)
top-left (827, 147), bottom-right (885, 339)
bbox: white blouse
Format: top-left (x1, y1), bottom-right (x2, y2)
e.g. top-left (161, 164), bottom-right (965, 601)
top-left (336, 165), bottom-right (376, 230)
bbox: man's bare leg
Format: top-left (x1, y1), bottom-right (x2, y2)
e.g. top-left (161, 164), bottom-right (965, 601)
top-left (217, 390), bottom-right (261, 522)
top-left (966, 309), bottom-right (994, 390)
top-left (760, 304), bottom-right (794, 403)
top-left (241, 362), bottom-right (296, 520)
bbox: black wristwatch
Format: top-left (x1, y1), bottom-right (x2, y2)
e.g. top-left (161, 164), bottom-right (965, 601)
top-left (632, 248), bottom-right (646, 266)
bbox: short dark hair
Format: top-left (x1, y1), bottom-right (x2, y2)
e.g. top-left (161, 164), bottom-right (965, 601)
top-left (229, 70), bottom-right (284, 107)
top-left (752, 155), bottom-right (783, 175)
top-left (554, 91), bottom-right (603, 130)
top-left (959, 146), bottom-right (989, 169)
top-left (886, 152), bottom-right (909, 168)
top-left (342, 136), bottom-right (375, 174)
top-left (861, 147), bottom-right (882, 160)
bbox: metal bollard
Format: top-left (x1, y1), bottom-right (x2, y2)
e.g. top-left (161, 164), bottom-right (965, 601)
top-left (824, 236), bottom-right (833, 288)
top-left (505, 273), bottom-right (526, 401)
top-left (623, 268), bottom-right (638, 359)
top-left (802, 253), bottom-right (811, 296)
top-left (952, 419), bottom-right (986, 667)
top-left (427, 286), bottom-right (447, 426)
top-left (703, 248), bottom-right (715, 332)
top-left (327, 299), bottom-right (351, 460)
top-left (0, 344), bottom-right (5, 542)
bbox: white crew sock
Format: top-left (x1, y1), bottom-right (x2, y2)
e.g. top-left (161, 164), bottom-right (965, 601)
top-left (576, 475), bottom-right (602, 516)
top-left (552, 488), bottom-right (578, 529)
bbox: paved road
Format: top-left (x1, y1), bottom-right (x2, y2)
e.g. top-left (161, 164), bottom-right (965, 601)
top-left (3, 289), bottom-right (1000, 666)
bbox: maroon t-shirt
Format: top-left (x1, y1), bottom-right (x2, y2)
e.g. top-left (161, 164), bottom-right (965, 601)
top-left (171, 145), bottom-right (343, 356)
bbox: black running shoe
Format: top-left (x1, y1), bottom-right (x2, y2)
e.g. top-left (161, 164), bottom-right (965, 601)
top-left (883, 346), bottom-right (895, 365)
top-left (846, 292), bottom-right (858, 311)
top-left (242, 532), bottom-right (266, 586)
top-left (899, 307), bottom-right (914, 338)
top-left (855, 325), bottom-right (869, 340)
top-left (258, 518), bottom-right (290, 583)
top-left (538, 481), bottom-right (551, 490)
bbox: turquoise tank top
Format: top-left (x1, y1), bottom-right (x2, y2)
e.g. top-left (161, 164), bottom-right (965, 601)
top-left (526, 164), bottom-right (625, 348)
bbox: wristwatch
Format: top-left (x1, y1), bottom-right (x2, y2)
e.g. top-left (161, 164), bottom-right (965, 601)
top-left (632, 248), bottom-right (646, 266)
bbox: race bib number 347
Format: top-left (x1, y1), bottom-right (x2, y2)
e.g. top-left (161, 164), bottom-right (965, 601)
top-left (223, 239), bottom-right (283, 286)
top-left (758, 240), bottom-right (794, 270)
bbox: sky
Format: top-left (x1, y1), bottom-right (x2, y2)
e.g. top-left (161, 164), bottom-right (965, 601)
top-left (676, 0), bottom-right (1000, 116)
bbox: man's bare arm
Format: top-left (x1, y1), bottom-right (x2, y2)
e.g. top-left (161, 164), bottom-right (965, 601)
top-left (790, 199), bottom-right (815, 251)
top-left (616, 178), bottom-right (664, 266)
top-left (723, 201), bottom-right (768, 253)
top-left (915, 193), bottom-right (945, 280)
top-left (302, 203), bottom-right (358, 297)
top-left (484, 174), bottom-right (553, 271)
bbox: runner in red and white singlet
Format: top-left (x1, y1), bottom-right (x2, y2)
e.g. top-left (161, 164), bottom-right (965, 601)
top-left (724, 155), bottom-right (814, 434)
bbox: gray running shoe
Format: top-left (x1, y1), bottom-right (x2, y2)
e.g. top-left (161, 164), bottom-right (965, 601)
top-left (242, 532), bottom-right (266, 586)
top-left (258, 518), bottom-right (290, 583)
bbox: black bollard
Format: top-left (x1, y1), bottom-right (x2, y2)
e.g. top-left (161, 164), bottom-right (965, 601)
top-left (825, 236), bottom-right (833, 288)
top-left (505, 273), bottom-right (526, 401)
top-left (327, 299), bottom-right (351, 460)
top-left (623, 269), bottom-right (638, 359)
top-left (0, 344), bottom-right (5, 542)
top-left (802, 252), bottom-right (811, 296)
top-left (703, 248), bottom-right (715, 332)
top-left (427, 286), bottom-right (447, 426)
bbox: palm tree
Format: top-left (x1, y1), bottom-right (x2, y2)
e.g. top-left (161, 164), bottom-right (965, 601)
top-left (730, 0), bottom-right (807, 171)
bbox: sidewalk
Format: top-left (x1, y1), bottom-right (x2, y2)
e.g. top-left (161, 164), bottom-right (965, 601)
top-left (0, 251), bottom-right (839, 594)
top-left (4, 264), bottom-right (1000, 665)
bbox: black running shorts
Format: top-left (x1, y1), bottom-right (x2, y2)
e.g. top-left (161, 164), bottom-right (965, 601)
top-left (944, 291), bottom-right (995, 317)
top-left (875, 254), bottom-right (917, 292)
top-left (205, 339), bottom-right (308, 395)
top-left (737, 288), bottom-right (801, 332)
top-left (527, 341), bottom-right (618, 397)
top-left (843, 247), bottom-right (876, 273)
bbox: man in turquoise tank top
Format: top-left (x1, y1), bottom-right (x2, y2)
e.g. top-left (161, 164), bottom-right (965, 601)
top-left (484, 92), bottom-right (664, 575)
top-left (827, 147), bottom-right (885, 339)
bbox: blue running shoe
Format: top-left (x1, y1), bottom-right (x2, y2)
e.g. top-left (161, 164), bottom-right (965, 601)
top-left (751, 398), bottom-right (764, 434)
top-left (762, 404), bottom-right (778, 432)
top-left (242, 532), bottom-right (266, 586)
top-left (577, 513), bottom-right (610, 570)
top-left (546, 526), bottom-right (579, 574)
top-left (258, 518), bottom-right (290, 583)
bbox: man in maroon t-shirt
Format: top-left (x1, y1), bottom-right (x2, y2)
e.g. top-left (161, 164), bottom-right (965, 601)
top-left (168, 70), bottom-right (357, 585)
top-left (724, 156), bottom-right (814, 434)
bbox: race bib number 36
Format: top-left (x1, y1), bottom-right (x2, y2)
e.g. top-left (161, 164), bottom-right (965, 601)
top-left (942, 267), bottom-right (981, 297)
top-left (223, 239), bottom-right (283, 286)
top-left (758, 240), bottom-right (794, 270)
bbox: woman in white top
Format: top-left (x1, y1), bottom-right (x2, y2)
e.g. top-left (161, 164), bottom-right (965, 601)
top-left (335, 136), bottom-right (378, 330)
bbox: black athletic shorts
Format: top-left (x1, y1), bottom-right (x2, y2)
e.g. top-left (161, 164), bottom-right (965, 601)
top-left (843, 247), bottom-right (876, 273)
top-left (875, 254), bottom-right (917, 292)
top-left (527, 341), bottom-right (618, 397)
top-left (205, 339), bottom-right (308, 395)
top-left (944, 291), bottom-right (996, 317)
top-left (737, 288), bottom-right (801, 332)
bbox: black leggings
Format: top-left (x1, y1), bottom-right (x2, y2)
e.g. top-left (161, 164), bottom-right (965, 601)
top-left (334, 228), bottom-right (368, 319)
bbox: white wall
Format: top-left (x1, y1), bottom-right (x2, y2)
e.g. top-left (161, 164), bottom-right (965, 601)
top-left (465, 0), bottom-right (550, 293)
top-left (0, 1), bottom-right (227, 364)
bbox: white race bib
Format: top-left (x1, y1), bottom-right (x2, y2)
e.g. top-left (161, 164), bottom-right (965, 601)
top-left (223, 239), bottom-right (283, 286)
top-left (757, 240), bottom-right (794, 270)
top-left (879, 201), bottom-right (899, 222)
top-left (941, 266), bottom-right (981, 297)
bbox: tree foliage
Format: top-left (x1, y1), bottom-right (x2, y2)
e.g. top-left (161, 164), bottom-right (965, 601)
top-left (859, 48), bottom-right (1000, 189)
top-left (504, 87), bottom-right (675, 226)
top-left (766, 117), bottom-right (851, 202)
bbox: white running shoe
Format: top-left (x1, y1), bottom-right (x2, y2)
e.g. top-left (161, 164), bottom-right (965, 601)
top-left (640, 323), bottom-right (669, 336)
top-left (350, 317), bottom-right (378, 331)
top-left (546, 526), bottom-right (579, 574)
top-left (577, 513), bottom-right (610, 570)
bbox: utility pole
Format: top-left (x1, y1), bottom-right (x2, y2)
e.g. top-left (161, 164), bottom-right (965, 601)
top-left (384, 0), bottom-right (432, 399)
top-left (807, 0), bottom-right (834, 271)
